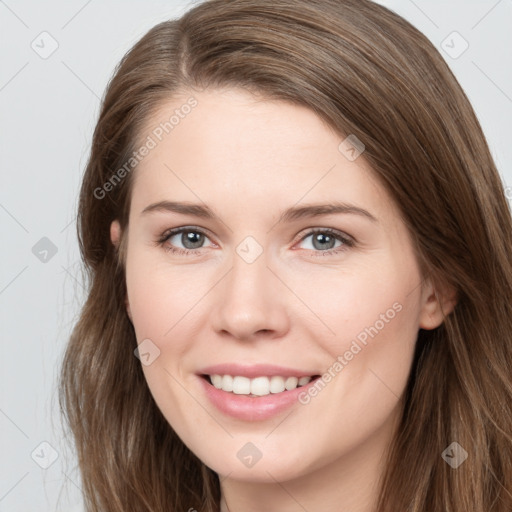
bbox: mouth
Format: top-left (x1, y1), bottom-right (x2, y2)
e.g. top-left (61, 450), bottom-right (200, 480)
top-left (200, 374), bottom-right (321, 397)
top-left (197, 366), bottom-right (322, 421)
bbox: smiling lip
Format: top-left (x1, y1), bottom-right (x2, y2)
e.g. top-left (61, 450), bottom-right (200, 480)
top-left (197, 363), bottom-right (320, 421)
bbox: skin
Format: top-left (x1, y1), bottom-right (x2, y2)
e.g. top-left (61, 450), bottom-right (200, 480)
top-left (110, 87), bottom-right (455, 512)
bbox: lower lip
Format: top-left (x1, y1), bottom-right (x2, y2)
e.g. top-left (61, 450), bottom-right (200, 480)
top-left (198, 375), bottom-right (319, 421)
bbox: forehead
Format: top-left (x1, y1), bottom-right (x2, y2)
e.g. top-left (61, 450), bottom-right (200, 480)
top-left (129, 88), bottom-right (394, 220)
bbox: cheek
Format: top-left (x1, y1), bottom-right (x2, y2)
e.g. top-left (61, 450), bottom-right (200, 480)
top-left (324, 281), bottom-right (418, 361)
top-left (125, 257), bottom-right (206, 433)
top-left (125, 249), bottom-right (201, 346)
top-left (289, 252), bottom-right (422, 408)
top-left (125, 252), bottom-right (208, 407)
top-left (290, 255), bottom-right (422, 354)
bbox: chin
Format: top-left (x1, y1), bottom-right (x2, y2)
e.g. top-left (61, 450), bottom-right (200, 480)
top-left (194, 440), bottom-right (317, 484)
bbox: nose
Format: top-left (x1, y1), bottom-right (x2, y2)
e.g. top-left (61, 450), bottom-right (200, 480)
top-left (210, 249), bottom-right (290, 341)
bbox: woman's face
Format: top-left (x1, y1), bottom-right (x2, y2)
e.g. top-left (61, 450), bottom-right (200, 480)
top-left (111, 87), bottom-right (445, 483)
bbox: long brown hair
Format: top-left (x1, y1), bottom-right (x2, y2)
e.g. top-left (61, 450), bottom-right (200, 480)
top-left (59, 0), bottom-right (512, 510)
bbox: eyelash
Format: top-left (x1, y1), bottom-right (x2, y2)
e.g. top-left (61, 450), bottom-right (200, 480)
top-left (155, 226), bottom-right (355, 257)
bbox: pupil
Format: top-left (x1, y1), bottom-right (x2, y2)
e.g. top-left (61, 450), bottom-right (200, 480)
top-left (314, 233), bottom-right (334, 250)
top-left (183, 231), bottom-right (204, 249)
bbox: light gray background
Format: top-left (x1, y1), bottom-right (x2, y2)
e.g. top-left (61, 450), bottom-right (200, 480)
top-left (1, 1), bottom-right (511, 510)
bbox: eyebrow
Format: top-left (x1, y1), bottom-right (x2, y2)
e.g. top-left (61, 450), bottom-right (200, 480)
top-left (141, 200), bottom-right (377, 223)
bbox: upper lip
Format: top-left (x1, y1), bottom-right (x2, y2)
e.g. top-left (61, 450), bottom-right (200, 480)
top-left (197, 363), bottom-right (319, 379)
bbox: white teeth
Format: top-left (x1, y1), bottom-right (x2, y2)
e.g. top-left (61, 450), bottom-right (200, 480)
top-left (250, 376), bottom-right (269, 396)
top-left (269, 376), bottom-right (285, 393)
top-left (211, 374), bottom-right (222, 389)
top-left (285, 376), bottom-right (298, 390)
top-left (208, 374), bottom-right (313, 395)
top-left (232, 376), bottom-right (251, 394)
top-left (222, 374), bottom-right (234, 392)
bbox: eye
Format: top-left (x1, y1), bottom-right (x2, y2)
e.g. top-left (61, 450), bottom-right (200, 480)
top-left (156, 226), bottom-right (355, 257)
top-left (156, 227), bottom-right (214, 256)
top-left (296, 228), bottom-right (354, 256)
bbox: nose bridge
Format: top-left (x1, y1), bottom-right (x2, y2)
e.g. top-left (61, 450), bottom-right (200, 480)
top-left (211, 243), bottom-right (288, 339)
top-left (230, 246), bottom-right (271, 299)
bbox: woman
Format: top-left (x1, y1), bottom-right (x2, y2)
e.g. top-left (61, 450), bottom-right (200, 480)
top-left (59, 0), bottom-right (512, 510)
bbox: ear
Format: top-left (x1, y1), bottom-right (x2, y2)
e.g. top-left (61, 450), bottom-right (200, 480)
top-left (418, 277), bottom-right (458, 330)
top-left (125, 297), bottom-right (133, 323)
top-left (110, 220), bottom-right (133, 322)
top-left (110, 219), bottom-right (121, 248)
